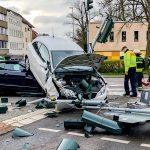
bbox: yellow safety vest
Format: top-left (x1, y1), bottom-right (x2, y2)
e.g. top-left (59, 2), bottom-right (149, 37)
top-left (124, 50), bottom-right (136, 73)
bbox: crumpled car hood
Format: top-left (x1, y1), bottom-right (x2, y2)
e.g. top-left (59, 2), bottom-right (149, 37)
top-left (54, 54), bottom-right (105, 71)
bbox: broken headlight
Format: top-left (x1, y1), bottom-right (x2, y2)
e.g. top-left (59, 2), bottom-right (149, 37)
top-left (96, 85), bottom-right (106, 96)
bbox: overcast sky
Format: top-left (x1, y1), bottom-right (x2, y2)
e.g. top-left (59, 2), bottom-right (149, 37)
top-left (0, 0), bottom-right (81, 38)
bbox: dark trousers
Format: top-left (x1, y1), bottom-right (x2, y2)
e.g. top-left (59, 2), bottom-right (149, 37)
top-left (136, 72), bottom-right (143, 87)
top-left (124, 67), bottom-right (137, 95)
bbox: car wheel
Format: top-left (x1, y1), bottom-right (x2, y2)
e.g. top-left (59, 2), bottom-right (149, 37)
top-left (25, 57), bottom-right (30, 72)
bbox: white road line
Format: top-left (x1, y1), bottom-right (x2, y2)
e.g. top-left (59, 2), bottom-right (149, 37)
top-left (109, 89), bottom-right (124, 91)
top-left (101, 137), bottom-right (130, 144)
top-left (109, 84), bottom-right (123, 87)
top-left (141, 144), bottom-right (150, 148)
top-left (67, 132), bottom-right (84, 137)
top-left (38, 128), bottom-right (61, 132)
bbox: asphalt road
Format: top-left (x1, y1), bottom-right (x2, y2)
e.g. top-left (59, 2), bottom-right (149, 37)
top-left (1, 78), bottom-right (150, 150)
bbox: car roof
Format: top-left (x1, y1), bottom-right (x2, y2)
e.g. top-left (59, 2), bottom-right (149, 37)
top-left (32, 36), bottom-right (84, 51)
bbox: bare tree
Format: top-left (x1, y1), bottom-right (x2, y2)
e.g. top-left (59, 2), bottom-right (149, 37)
top-left (98, 0), bottom-right (150, 58)
top-left (66, 1), bottom-right (99, 51)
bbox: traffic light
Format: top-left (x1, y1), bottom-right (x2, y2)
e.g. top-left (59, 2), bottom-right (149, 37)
top-left (97, 17), bottom-right (114, 43)
top-left (87, 0), bottom-right (93, 11)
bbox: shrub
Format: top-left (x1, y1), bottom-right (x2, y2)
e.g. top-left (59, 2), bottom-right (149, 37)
top-left (99, 60), bottom-right (124, 74)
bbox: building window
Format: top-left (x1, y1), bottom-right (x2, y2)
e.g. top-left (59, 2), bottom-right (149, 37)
top-left (109, 32), bottom-right (114, 42)
top-left (26, 38), bottom-right (28, 42)
top-left (0, 27), bottom-right (7, 35)
top-left (25, 27), bottom-right (27, 32)
top-left (0, 14), bottom-right (6, 21)
top-left (0, 41), bottom-right (7, 49)
top-left (122, 31), bottom-right (126, 42)
top-left (134, 31), bottom-right (139, 42)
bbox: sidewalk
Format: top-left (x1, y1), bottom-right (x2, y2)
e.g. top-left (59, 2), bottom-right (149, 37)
top-left (102, 74), bottom-right (149, 78)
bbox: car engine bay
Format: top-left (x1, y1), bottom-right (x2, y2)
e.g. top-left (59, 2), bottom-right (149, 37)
top-left (53, 70), bottom-right (106, 100)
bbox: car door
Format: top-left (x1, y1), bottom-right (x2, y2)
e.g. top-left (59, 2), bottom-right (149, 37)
top-left (28, 42), bottom-right (51, 89)
top-left (3, 62), bottom-right (26, 87)
top-left (0, 62), bottom-right (7, 88)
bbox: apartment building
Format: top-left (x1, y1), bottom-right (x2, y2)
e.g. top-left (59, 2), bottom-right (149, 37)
top-left (7, 10), bottom-right (24, 59)
top-left (22, 20), bottom-right (34, 57)
top-left (90, 21), bottom-right (148, 60)
top-left (0, 6), bottom-right (8, 55)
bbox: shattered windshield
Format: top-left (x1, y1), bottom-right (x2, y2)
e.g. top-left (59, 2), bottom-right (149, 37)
top-left (51, 50), bottom-right (84, 68)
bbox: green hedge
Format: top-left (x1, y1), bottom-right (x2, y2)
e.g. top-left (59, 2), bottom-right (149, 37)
top-left (98, 60), bottom-right (124, 74)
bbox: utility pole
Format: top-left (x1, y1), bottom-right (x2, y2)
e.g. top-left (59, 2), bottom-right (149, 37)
top-left (86, 0), bottom-right (93, 53)
top-left (69, 7), bottom-right (75, 40)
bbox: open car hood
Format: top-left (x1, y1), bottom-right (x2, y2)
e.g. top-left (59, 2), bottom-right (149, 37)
top-left (54, 54), bottom-right (106, 71)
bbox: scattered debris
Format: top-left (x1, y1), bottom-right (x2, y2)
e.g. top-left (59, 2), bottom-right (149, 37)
top-left (35, 99), bottom-right (55, 109)
top-left (15, 99), bottom-right (27, 107)
top-left (84, 124), bottom-right (94, 138)
top-left (12, 127), bottom-right (33, 138)
top-left (81, 110), bottom-right (122, 135)
top-left (140, 90), bottom-right (150, 105)
top-left (0, 104), bottom-right (8, 114)
top-left (63, 110), bottom-right (123, 137)
top-left (1, 97), bottom-right (8, 103)
top-left (56, 138), bottom-right (80, 150)
top-left (45, 111), bottom-right (58, 118)
top-left (64, 119), bottom-right (85, 130)
top-left (127, 101), bottom-right (147, 109)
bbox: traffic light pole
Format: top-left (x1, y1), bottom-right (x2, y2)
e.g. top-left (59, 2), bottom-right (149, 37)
top-left (87, 11), bottom-right (90, 53)
top-left (92, 18), bottom-right (106, 49)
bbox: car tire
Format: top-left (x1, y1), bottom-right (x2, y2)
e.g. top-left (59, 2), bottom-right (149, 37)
top-left (25, 57), bottom-right (30, 72)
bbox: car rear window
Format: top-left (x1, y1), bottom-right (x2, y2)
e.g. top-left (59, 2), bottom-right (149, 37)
top-left (5, 64), bottom-right (23, 71)
top-left (0, 63), bottom-right (5, 70)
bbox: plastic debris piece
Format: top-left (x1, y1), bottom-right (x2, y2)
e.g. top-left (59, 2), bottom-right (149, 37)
top-left (56, 138), bottom-right (80, 150)
top-left (45, 111), bottom-right (58, 118)
top-left (84, 124), bottom-right (94, 138)
top-left (12, 128), bottom-right (33, 138)
top-left (81, 110), bottom-right (122, 135)
top-left (35, 100), bottom-right (55, 109)
top-left (0, 104), bottom-right (8, 114)
top-left (15, 99), bottom-right (27, 107)
top-left (1, 97), bottom-right (8, 103)
top-left (64, 119), bottom-right (85, 130)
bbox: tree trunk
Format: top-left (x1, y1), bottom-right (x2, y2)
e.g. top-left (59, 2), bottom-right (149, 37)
top-left (146, 17), bottom-right (150, 78)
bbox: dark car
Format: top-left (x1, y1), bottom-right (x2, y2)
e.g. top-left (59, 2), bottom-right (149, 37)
top-left (0, 60), bottom-right (45, 96)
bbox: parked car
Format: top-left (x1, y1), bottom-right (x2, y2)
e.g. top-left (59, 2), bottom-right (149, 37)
top-left (0, 60), bottom-right (44, 96)
top-left (25, 36), bottom-right (107, 100)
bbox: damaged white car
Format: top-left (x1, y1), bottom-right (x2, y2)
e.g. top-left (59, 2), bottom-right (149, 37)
top-left (25, 36), bottom-right (107, 101)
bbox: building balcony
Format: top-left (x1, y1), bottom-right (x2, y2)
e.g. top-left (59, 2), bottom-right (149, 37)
top-left (0, 20), bottom-right (7, 28)
top-left (0, 6), bottom-right (7, 15)
top-left (0, 34), bottom-right (8, 41)
top-left (0, 49), bottom-right (9, 55)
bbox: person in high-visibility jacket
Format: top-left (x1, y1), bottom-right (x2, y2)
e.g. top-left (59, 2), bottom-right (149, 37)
top-left (121, 46), bottom-right (137, 97)
top-left (134, 49), bottom-right (145, 90)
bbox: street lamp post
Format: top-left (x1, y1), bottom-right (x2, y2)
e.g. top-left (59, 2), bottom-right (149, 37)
top-left (69, 7), bottom-right (75, 40)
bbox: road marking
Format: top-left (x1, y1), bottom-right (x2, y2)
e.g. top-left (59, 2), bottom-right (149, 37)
top-left (67, 132), bottom-right (84, 137)
top-left (3, 109), bottom-right (49, 127)
top-left (101, 137), bottom-right (130, 144)
top-left (109, 89), bottom-right (124, 91)
top-left (109, 84), bottom-right (123, 87)
top-left (38, 128), bottom-right (61, 132)
top-left (141, 144), bottom-right (150, 148)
